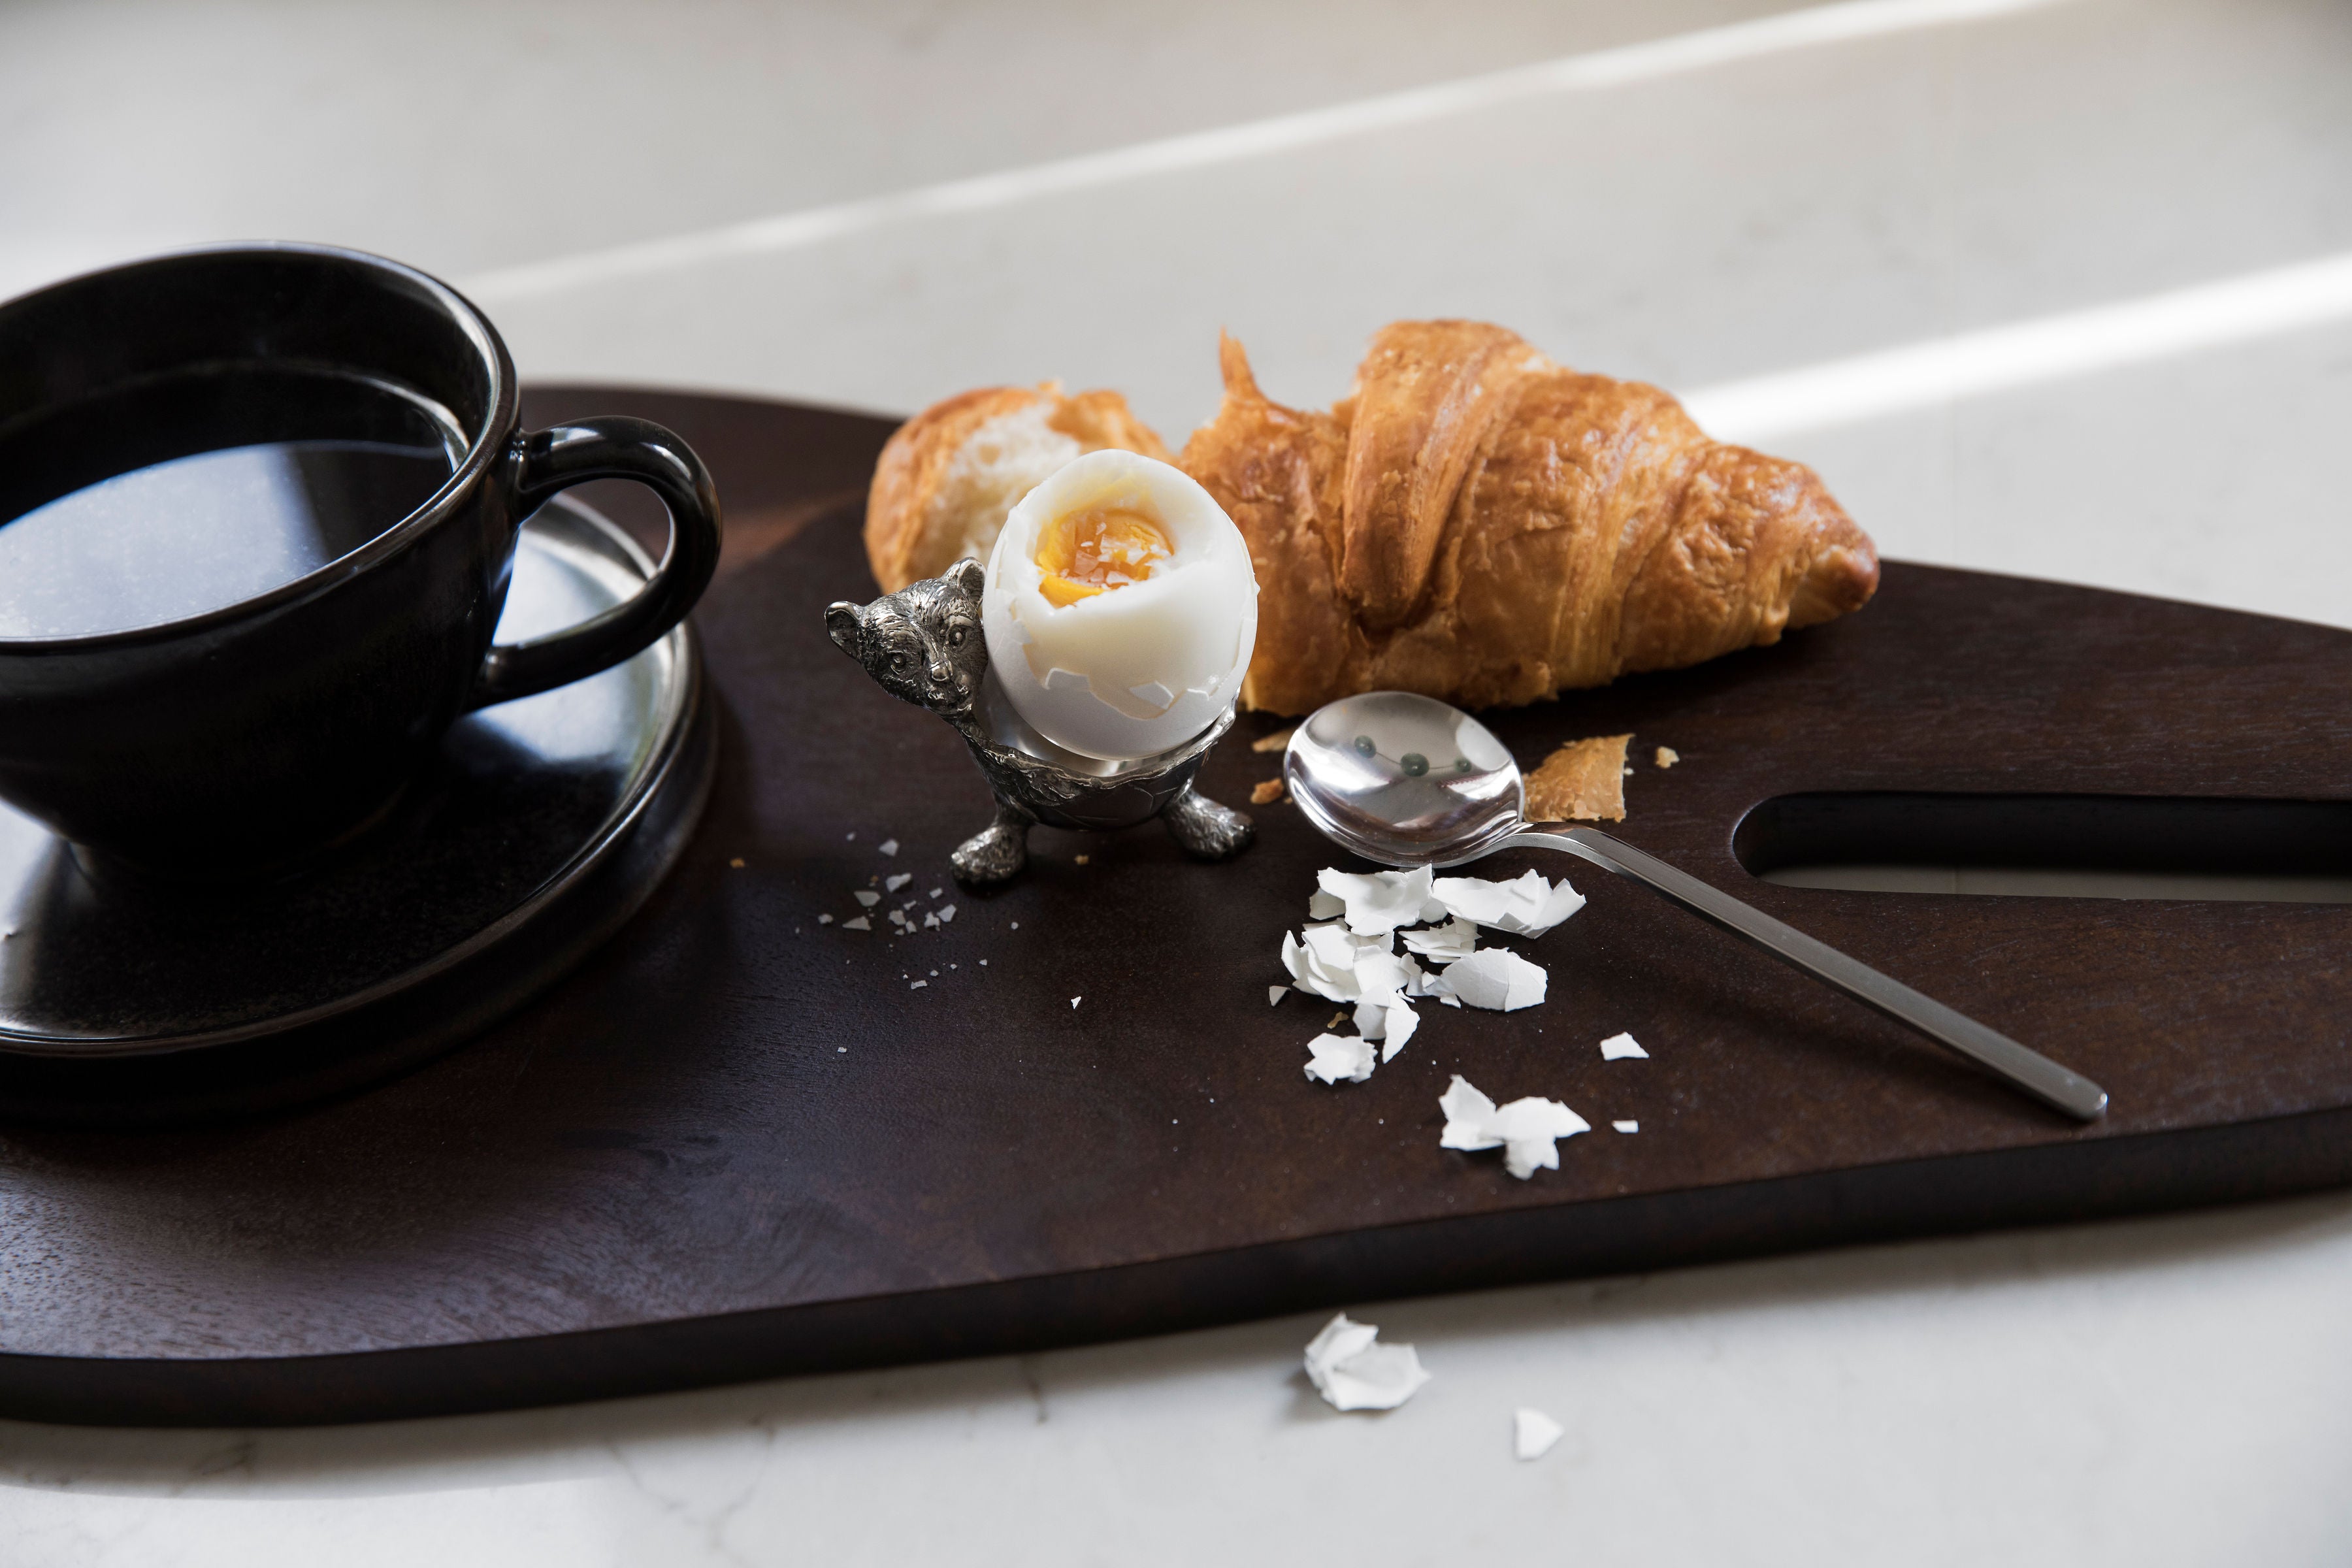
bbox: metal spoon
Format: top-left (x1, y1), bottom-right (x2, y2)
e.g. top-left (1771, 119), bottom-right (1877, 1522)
top-left (1282, 691), bottom-right (2108, 1121)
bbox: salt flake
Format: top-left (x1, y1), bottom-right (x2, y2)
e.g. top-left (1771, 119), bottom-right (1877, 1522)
top-left (1438, 1075), bottom-right (1589, 1178)
top-left (879, 839), bottom-right (900, 857)
top-left (1599, 1032), bottom-right (1648, 1060)
top-left (1307, 889), bottom-right (1345, 921)
top-left (1515, 1407), bottom-right (1565, 1460)
top-left (1070, 997), bottom-right (1082, 1009)
top-left (853, 890), bottom-right (881, 907)
top-left (1433, 949), bottom-right (1548, 1011)
top-left (1304, 1313), bottom-right (1430, 1412)
top-left (842, 916), bottom-right (872, 931)
top-left (885, 873), bottom-right (912, 893)
top-left (1612, 1120), bottom-right (1639, 1134)
top-left (939, 904), bottom-right (956, 923)
top-left (1304, 1033), bottom-right (1376, 1085)
top-left (1269, 985), bottom-right (1289, 1006)
top-left (817, 913), bottom-right (834, 924)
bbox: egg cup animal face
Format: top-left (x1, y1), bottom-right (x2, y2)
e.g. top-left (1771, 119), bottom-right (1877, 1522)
top-left (826, 559), bottom-right (990, 717)
top-left (827, 561), bottom-right (1253, 885)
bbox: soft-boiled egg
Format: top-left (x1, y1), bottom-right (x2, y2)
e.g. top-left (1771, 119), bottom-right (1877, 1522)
top-left (982, 449), bottom-right (1258, 762)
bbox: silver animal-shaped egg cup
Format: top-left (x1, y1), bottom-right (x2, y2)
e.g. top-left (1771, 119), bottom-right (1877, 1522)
top-left (825, 559), bottom-right (1254, 885)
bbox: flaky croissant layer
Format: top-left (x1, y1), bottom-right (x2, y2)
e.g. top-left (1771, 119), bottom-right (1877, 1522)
top-left (860, 320), bottom-right (1879, 715)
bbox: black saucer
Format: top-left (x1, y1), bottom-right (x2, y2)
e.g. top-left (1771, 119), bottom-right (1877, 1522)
top-left (0, 495), bottom-right (713, 1126)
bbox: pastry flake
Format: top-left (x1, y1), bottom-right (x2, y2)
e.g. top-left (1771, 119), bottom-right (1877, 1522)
top-left (1524, 734), bottom-right (1633, 823)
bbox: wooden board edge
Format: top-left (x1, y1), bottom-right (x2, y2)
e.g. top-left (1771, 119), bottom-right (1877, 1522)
top-left (9, 1098), bottom-right (2347, 1428)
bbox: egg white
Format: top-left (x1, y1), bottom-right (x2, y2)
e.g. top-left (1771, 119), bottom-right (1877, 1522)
top-left (981, 449), bottom-right (1258, 762)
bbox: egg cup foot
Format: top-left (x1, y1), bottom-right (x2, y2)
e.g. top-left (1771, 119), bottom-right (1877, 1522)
top-left (1162, 784), bottom-right (1254, 861)
top-left (952, 802), bottom-right (1035, 886)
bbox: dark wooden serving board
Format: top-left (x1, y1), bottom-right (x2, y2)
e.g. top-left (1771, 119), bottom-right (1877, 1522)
top-left (6, 385), bottom-right (2352, 1428)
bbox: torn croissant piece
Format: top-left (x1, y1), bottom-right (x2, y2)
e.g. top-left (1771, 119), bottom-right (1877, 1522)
top-left (1181, 323), bottom-right (1880, 714)
top-left (864, 382), bottom-right (1169, 593)
top-left (1524, 734), bottom-right (1632, 823)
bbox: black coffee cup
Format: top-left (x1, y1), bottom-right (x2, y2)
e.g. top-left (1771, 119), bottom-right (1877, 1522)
top-left (0, 243), bottom-right (723, 876)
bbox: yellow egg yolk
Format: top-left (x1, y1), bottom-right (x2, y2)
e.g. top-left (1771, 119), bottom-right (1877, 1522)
top-left (1034, 508), bottom-right (1172, 608)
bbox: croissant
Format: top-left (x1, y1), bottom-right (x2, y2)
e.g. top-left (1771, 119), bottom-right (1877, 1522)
top-left (860, 320), bottom-right (1878, 715)
top-left (1183, 321), bottom-right (1879, 714)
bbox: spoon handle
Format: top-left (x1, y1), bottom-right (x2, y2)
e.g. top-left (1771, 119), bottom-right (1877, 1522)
top-left (1500, 828), bottom-right (2109, 1122)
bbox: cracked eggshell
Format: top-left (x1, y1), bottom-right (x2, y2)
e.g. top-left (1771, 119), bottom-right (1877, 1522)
top-left (981, 449), bottom-right (1258, 762)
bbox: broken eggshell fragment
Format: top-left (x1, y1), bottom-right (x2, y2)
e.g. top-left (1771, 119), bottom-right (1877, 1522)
top-left (1303, 1313), bottom-right (1432, 1411)
top-left (1438, 1075), bottom-right (1590, 1179)
top-left (1432, 948), bottom-right (1548, 1011)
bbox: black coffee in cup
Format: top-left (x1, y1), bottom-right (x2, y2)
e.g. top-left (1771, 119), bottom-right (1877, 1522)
top-left (0, 368), bottom-right (459, 638)
top-left (0, 244), bottom-right (722, 877)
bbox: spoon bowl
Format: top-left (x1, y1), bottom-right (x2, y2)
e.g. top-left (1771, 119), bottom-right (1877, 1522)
top-left (1283, 691), bottom-right (1525, 866)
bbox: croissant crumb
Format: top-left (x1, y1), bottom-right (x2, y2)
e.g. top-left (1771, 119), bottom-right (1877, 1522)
top-left (1525, 734), bottom-right (1633, 823)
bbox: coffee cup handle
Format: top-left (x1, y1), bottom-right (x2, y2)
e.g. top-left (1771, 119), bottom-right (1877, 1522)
top-left (468, 416), bottom-right (725, 710)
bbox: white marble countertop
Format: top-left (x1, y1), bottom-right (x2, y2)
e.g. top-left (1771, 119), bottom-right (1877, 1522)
top-left (6, 1), bottom-right (2352, 1561)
